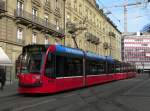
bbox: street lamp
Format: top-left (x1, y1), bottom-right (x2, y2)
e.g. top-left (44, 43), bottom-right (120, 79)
top-left (63, 0), bottom-right (66, 45)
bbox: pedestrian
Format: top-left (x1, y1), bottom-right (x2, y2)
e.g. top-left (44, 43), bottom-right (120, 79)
top-left (148, 70), bottom-right (150, 77)
top-left (0, 67), bottom-right (6, 90)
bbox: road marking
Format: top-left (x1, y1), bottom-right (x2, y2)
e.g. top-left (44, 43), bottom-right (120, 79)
top-left (13, 98), bottom-right (56, 111)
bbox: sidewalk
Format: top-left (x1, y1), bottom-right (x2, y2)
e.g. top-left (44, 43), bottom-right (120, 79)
top-left (0, 81), bottom-right (18, 98)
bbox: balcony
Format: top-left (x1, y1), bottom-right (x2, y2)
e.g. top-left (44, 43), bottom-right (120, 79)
top-left (85, 32), bottom-right (100, 45)
top-left (0, 1), bottom-right (5, 13)
top-left (14, 9), bottom-right (64, 38)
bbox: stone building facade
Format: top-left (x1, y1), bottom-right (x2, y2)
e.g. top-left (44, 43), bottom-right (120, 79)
top-left (0, 0), bottom-right (121, 82)
top-left (65, 0), bottom-right (122, 60)
top-left (0, 0), bottom-right (65, 82)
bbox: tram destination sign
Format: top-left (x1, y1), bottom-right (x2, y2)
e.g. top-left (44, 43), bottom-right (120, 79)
top-left (23, 45), bottom-right (47, 53)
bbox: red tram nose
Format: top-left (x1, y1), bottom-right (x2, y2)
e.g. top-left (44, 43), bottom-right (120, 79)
top-left (18, 74), bottom-right (42, 87)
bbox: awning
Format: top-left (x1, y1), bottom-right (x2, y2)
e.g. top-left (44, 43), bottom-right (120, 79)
top-left (0, 47), bottom-right (12, 66)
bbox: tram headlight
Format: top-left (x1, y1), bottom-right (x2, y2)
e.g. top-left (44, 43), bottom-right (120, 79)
top-left (34, 75), bottom-right (41, 80)
top-left (34, 75), bottom-right (43, 86)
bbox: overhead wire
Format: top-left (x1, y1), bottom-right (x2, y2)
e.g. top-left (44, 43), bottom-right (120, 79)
top-left (97, 0), bottom-right (124, 31)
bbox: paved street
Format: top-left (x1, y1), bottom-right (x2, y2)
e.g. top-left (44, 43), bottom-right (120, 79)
top-left (0, 74), bottom-right (150, 111)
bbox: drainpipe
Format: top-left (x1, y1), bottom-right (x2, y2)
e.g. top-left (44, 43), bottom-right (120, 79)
top-left (63, 0), bottom-right (66, 46)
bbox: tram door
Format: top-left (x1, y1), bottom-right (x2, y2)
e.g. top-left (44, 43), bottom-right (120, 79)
top-left (45, 53), bottom-right (56, 92)
top-left (55, 55), bottom-right (65, 91)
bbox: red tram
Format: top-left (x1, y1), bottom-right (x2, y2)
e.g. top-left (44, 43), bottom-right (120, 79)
top-left (16, 45), bottom-right (136, 94)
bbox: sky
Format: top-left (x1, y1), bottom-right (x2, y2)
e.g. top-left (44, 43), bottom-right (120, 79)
top-left (96, 0), bottom-right (150, 33)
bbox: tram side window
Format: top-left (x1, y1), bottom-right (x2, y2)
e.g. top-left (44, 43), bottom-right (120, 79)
top-left (55, 56), bottom-right (83, 77)
top-left (120, 65), bottom-right (124, 73)
top-left (56, 55), bottom-right (65, 77)
top-left (45, 53), bottom-right (55, 78)
top-left (115, 64), bottom-right (121, 73)
top-left (97, 64), bottom-right (105, 74)
top-left (86, 61), bottom-right (95, 75)
top-left (124, 66), bottom-right (127, 72)
top-left (127, 66), bottom-right (130, 72)
top-left (86, 60), bottom-right (104, 75)
top-left (122, 65), bottom-right (126, 73)
top-left (75, 59), bottom-right (83, 76)
top-left (65, 57), bottom-right (83, 77)
top-left (91, 64), bottom-right (97, 75)
top-left (107, 64), bottom-right (114, 74)
top-left (75, 58), bottom-right (83, 76)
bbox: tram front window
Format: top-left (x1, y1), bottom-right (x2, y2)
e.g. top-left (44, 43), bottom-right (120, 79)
top-left (20, 52), bottom-right (44, 74)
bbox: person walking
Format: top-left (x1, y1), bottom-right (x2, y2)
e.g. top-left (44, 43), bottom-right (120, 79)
top-left (148, 70), bottom-right (150, 77)
top-left (0, 67), bottom-right (6, 90)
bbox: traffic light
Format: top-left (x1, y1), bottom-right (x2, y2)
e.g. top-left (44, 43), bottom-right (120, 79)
top-left (148, 0), bottom-right (150, 2)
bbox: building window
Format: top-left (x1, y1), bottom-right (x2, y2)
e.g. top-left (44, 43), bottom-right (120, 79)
top-left (79, 4), bottom-right (82, 15)
top-left (45, 37), bottom-right (48, 44)
top-left (32, 33), bottom-right (37, 44)
top-left (17, 27), bottom-right (23, 40)
top-left (45, 0), bottom-right (48, 3)
top-left (44, 15), bottom-right (48, 25)
top-left (135, 39), bottom-right (143, 42)
top-left (55, 0), bottom-right (58, 9)
top-left (17, 0), bottom-right (23, 10)
top-left (32, 8), bottom-right (37, 20)
top-left (56, 19), bottom-right (59, 30)
top-left (141, 44), bottom-right (148, 46)
top-left (85, 8), bottom-right (88, 19)
top-left (66, 14), bottom-right (70, 22)
top-left (74, 0), bottom-right (77, 11)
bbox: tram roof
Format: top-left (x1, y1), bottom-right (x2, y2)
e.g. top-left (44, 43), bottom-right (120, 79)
top-left (55, 45), bottom-right (106, 61)
top-left (85, 52), bottom-right (105, 61)
top-left (55, 45), bottom-right (84, 57)
top-left (23, 45), bottom-right (115, 62)
top-left (106, 56), bottom-right (115, 63)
